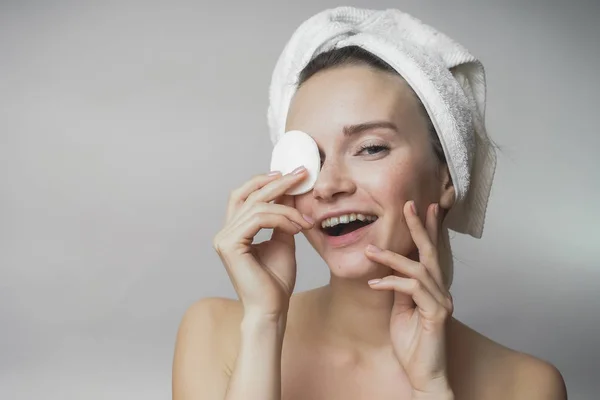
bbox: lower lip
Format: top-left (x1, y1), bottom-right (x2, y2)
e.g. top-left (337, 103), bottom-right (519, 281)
top-left (323, 221), bottom-right (376, 248)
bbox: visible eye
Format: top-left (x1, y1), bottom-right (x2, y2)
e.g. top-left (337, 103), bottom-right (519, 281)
top-left (357, 144), bottom-right (390, 156)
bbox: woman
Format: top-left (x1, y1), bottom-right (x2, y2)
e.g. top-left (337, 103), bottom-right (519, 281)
top-left (172, 7), bottom-right (567, 400)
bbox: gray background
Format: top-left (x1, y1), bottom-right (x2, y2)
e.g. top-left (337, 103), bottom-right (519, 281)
top-left (1, 0), bottom-right (598, 399)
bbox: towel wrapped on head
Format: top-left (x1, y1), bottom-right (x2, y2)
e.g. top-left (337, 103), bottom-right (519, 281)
top-left (267, 6), bottom-right (498, 286)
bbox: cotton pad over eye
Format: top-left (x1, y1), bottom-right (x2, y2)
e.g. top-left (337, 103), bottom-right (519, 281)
top-left (270, 130), bottom-right (320, 195)
top-left (266, 7), bottom-right (498, 239)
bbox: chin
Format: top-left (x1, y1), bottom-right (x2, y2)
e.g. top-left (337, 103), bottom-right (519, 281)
top-left (324, 250), bottom-right (385, 280)
top-left (306, 221), bottom-right (392, 280)
top-left (305, 217), bottom-right (412, 280)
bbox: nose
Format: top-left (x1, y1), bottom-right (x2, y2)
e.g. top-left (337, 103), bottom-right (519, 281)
top-left (312, 157), bottom-right (356, 202)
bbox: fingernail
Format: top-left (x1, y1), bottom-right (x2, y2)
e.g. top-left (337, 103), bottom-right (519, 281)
top-left (368, 279), bottom-right (381, 285)
top-left (410, 201), bottom-right (417, 215)
top-left (302, 214), bottom-right (314, 224)
top-left (434, 203), bottom-right (439, 217)
top-left (367, 244), bottom-right (381, 252)
top-left (268, 170), bottom-right (281, 176)
top-left (291, 165), bottom-right (306, 175)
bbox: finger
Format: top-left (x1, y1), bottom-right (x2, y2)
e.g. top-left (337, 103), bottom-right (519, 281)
top-left (213, 210), bottom-right (302, 260)
top-left (226, 172), bottom-right (282, 222)
top-left (246, 166), bottom-right (308, 204)
top-left (404, 201), bottom-right (444, 288)
top-left (271, 223), bottom-right (297, 246)
top-left (425, 203), bottom-right (444, 288)
top-left (269, 195), bottom-right (303, 246)
top-left (275, 193), bottom-right (295, 208)
top-left (368, 276), bottom-right (450, 321)
top-left (236, 202), bottom-right (314, 230)
top-left (365, 245), bottom-right (446, 305)
top-left (425, 203), bottom-right (440, 248)
top-left (235, 212), bottom-right (303, 245)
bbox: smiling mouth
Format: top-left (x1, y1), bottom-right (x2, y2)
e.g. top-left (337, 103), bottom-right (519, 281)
top-left (322, 219), bottom-right (377, 237)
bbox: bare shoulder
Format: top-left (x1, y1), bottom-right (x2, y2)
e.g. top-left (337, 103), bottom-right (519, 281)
top-left (179, 296), bottom-right (243, 335)
top-left (450, 319), bottom-right (567, 400)
top-left (172, 297), bottom-right (243, 399)
top-left (179, 297), bottom-right (243, 365)
top-left (509, 349), bottom-right (567, 399)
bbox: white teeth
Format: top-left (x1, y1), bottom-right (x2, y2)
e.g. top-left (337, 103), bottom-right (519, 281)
top-left (321, 213), bottom-right (378, 229)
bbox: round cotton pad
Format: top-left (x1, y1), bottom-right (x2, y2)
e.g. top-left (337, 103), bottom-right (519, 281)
top-left (270, 130), bottom-right (320, 195)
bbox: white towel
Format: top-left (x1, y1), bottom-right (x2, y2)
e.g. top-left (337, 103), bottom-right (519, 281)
top-left (267, 6), bottom-right (497, 240)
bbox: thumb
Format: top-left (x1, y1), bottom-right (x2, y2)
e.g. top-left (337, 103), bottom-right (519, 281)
top-left (270, 195), bottom-right (296, 247)
top-left (393, 285), bottom-right (416, 314)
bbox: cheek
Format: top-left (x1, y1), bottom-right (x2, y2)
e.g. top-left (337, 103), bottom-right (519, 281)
top-left (385, 154), bottom-right (436, 196)
top-left (357, 159), bottom-right (415, 202)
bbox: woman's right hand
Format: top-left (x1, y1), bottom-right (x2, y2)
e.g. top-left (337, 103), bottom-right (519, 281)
top-left (212, 166), bottom-right (315, 318)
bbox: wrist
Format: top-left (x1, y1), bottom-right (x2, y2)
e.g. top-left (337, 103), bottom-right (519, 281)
top-left (241, 309), bottom-right (288, 337)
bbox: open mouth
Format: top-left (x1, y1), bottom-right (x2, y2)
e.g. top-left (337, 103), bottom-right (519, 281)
top-left (321, 214), bottom-right (378, 237)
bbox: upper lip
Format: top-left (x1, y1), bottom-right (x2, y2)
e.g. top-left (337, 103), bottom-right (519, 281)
top-left (316, 209), bottom-right (378, 226)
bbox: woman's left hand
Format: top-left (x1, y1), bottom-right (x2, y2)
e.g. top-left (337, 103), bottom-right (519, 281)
top-left (364, 201), bottom-right (454, 399)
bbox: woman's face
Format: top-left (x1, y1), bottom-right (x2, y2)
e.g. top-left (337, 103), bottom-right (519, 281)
top-left (287, 65), bottom-right (453, 279)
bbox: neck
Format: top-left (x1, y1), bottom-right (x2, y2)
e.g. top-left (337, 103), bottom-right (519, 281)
top-left (317, 273), bottom-right (396, 351)
top-left (314, 249), bottom-right (423, 352)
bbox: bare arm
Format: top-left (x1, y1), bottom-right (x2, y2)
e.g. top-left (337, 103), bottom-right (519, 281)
top-left (172, 298), bottom-right (287, 400)
top-left (173, 170), bottom-right (311, 399)
top-left (224, 312), bottom-right (286, 400)
top-left (172, 298), bottom-right (230, 399)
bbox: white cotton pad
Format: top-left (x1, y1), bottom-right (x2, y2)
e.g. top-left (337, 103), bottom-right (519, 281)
top-left (270, 130), bottom-right (320, 195)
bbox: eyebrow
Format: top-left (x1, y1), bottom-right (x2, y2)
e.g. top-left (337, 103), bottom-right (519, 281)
top-left (342, 121), bottom-right (399, 137)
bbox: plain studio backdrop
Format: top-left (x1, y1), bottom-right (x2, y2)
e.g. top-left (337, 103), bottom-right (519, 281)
top-left (1, 0), bottom-right (599, 398)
